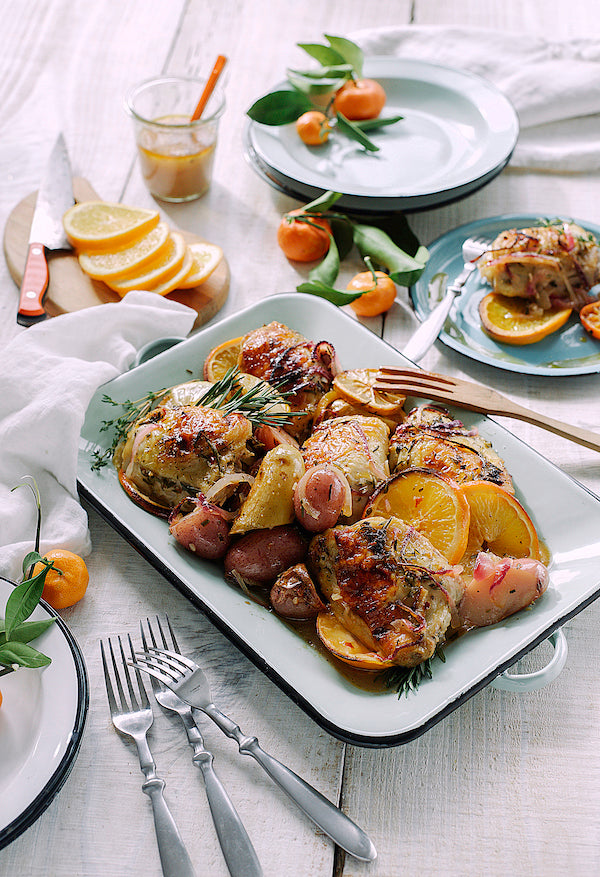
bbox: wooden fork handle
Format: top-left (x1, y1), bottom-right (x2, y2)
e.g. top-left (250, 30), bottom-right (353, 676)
top-left (491, 402), bottom-right (600, 452)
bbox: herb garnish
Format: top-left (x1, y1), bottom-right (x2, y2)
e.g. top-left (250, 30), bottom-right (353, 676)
top-left (378, 647), bottom-right (445, 698)
top-left (91, 367), bottom-right (301, 471)
top-left (0, 479), bottom-right (55, 676)
top-left (195, 366), bottom-right (300, 426)
top-left (91, 388), bottom-right (171, 470)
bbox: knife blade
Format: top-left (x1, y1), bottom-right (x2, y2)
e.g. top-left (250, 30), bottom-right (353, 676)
top-left (17, 134), bottom-right (74, 327)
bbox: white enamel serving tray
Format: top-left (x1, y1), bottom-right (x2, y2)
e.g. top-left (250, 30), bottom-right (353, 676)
top-left (0, 584), bottom-right (88, 848)
top-left (246, 58), bottom-right (519, 213)
top-left (77, 295), bottom-right (600, 747)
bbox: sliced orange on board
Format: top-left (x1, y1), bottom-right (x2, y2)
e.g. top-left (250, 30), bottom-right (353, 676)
top-left (106, 231), bottom-right (187, 293)
top-left (63, 201), bottom-right (160, 251)
top-left (364, 468), bottom-right (470, 564)
top-left (178, 242), bottom-right (223, 288)
top-left (479, 292), bottom-right (572, 345)
top-left (77, 222), bottom-right (170, 280)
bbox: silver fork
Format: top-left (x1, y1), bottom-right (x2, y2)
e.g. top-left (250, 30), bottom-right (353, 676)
top-left (130, 647), bottom-right (377, 863)
top-left (100, 635), bottom-right (196, 877)
top-left (141, 618), bottom-right (262, 877)
top-left (403, 234), bottom-right (490, 362)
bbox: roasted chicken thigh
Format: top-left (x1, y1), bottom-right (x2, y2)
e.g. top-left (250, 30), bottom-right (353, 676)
top-left (309, 516), bottom-right (464, 666)
top-left (389, 406), bottom-right (513, 492)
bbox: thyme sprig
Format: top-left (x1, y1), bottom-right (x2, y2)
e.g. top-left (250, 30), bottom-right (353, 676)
top-left (378, 647), bottom-right (446, 698)
top-left (90, 388), bottom-right (170, 470)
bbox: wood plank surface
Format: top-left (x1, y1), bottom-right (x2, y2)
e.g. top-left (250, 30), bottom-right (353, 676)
top-left (1, 1), bottom-right (600, 876)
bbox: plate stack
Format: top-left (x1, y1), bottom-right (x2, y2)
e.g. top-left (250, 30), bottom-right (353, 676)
top-left (244, 58), bottom-right (519, 215)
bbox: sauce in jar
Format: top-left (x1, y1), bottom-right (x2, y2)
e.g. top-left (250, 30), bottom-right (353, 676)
top-left (136, 114), bottom-right (217, 202)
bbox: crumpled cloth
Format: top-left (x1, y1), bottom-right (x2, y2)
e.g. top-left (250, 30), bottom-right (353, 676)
top-left (351, 26), bottom-right (600, 172)
top-left (0, 291), bottom-right (196, 581)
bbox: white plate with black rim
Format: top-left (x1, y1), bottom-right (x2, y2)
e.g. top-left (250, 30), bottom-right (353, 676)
top-left (0, 583), bottom-right (88, 849)
top-left (77, 294), bottom-right (600, 747)
top-left (245, 57), bottom-right (519, 213)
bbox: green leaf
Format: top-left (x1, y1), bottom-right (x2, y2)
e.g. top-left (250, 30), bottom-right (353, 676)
top-left (308, 234), bottom-right (340, 288)
top-left (355, 115), bottom-right (404, 131)
top-left (286, 69), bottom-right (348, 97)
top-left (246, 90), bottom-right (313, 125)
top-left (302, 190), bottom-right (343, 213)
top-left (0, 640), bottom-right (51, 669)
top-left (353, 223), bottom-right (430, 286)
top-left (297, 43), bottom-right (346, 67)
top-left (324, 34), bottom-right (364, 78)
top-left (330, 217), bottom-right (355, 261)
top-left (336, 113), bottom-right (379, 152)
top-left (296, 280), bottom-right (364, 306)
top-left (4, 568), bottom-right (48, 640)
top-left (0, 618), bottom-right (55, 646)
top-left (22, 550), bottom-right (44, 576)
top-left (287, 64), bottom-right (353, 80)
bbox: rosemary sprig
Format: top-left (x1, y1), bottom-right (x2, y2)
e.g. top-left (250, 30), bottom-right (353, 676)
top-left (378, 647), bottom-right (445, 698)
top-left (194, 366), bottom-right (301, 426)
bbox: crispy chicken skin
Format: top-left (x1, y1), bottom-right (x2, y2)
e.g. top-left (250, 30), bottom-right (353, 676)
top-left (478, 222), bottom-right (600, 311)
top-left (302, 415), bottom-right (390, 520)
top-left (115, 405), bottom-right (254, 509)
top-left (389, 406), bottom-right (513, 492)
top-left (238, 321), bottom-right (337, 438)
top-left (309, 516), bottom-right (464, 666)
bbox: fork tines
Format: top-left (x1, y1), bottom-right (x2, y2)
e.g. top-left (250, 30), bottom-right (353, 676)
top-left (101, 634), bottom-right (150, 714)
top-left (375, 367), bottom-right (456, 395)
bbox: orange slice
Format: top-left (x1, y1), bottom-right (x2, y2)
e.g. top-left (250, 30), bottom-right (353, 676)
top-left (363, 468), bottom-right (470, 563)
top-left (177, 242), bottom-right (223, 288)
top-left (580, 300), bottom-right (600, 339)
top-left (333, 368), bottom-right (405, 416)
top-left (106, 231), bottom-right (187, 293)
top-left (63, 201), bottom-right (160, 251)
top-left (77, 222), bottom-right (170, 280)
top-left (203, 336), bottom-right (243, 381)
top-left (316, 611), bottom-right (394, 670)
top-left (479, 293), bottom-right (572, 345)
top-left (461, 480), bottom-right (540, 560)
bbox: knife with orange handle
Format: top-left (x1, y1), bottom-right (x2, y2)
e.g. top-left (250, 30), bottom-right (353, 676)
top-left (17, 133), bottom-right (75, 327)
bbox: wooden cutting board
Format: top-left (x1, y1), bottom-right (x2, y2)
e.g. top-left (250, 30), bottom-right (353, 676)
top-left (3, 177), bottom-right (229, 329)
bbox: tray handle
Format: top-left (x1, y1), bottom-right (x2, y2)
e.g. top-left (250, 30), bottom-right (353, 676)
top-left (490, 628), bottom-right (567, 693)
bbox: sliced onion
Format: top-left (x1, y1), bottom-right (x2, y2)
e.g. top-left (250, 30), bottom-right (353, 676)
top-left (124, 422), bottom-right (156, 478)
top-left (205, 473), bottom-right (254, 505)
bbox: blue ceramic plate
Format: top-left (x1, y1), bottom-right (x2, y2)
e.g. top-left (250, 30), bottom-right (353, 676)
top-left (411, 214), bottom-right (600, 375)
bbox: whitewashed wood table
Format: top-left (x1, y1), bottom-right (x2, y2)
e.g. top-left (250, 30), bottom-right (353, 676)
top-left (2, 1), bottom-right (600, 875)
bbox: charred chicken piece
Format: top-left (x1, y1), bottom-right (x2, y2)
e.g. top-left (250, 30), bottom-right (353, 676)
top-left (238, 321), bottom-right (337, 438)
top-left (389, 406), bottom-right (513, 492)
top-left (478, 222), bottom-right (600, 311)
top-left (309, 516), bottom-right (464, 667)
top-left (114, 404), bottom-right (254, 513)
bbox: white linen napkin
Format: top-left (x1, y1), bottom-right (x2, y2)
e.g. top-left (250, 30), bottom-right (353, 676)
top-left (0, 291), bottom-right (196, 582)
top-left (352, 26), bottom-right (600, 172)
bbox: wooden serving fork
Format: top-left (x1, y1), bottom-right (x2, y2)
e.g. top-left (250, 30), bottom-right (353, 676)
top-left (375, 367), bottom-right (600, 452)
